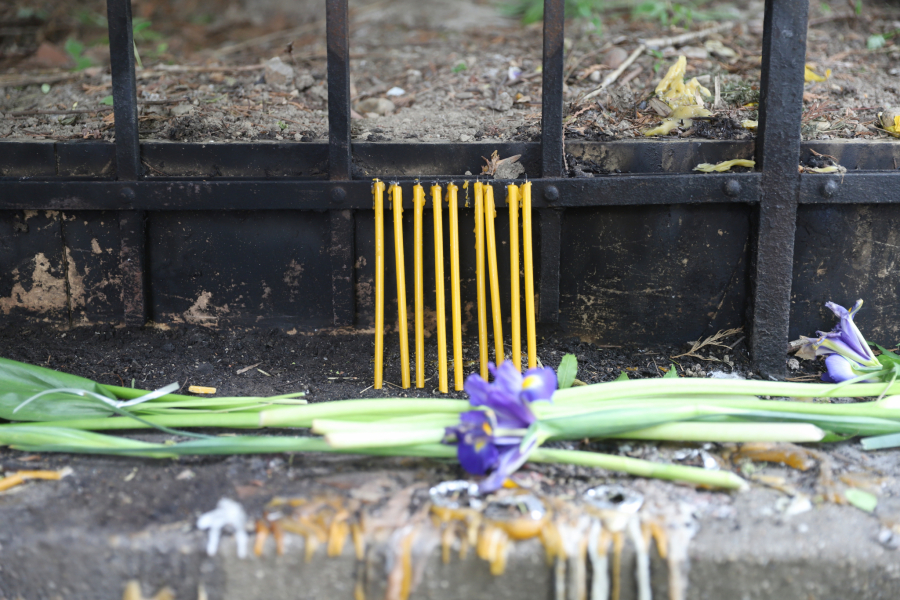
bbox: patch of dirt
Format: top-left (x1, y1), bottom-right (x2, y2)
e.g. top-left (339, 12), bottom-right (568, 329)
top-left (2, 1), bottom-right (899, 147)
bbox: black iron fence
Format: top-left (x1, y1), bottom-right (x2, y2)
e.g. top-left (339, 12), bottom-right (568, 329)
top-left (2, 0), bottom-right (900, 379)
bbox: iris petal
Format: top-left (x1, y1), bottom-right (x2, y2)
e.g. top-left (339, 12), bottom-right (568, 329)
top-left (520, 367), bottom-right (557, 404)
top-left (486, 388), bottom-right (536, 428)
top-left (821, 354), bottom-right (879, 383)
top-left (476, 437), bottom-right (538, 494)
top-left (457, 435), bottom-right (499, 475)
top-left (464, 374), bottom-right (492, 407)
top-left (449, 411), bottom-right (500, 476)
top-left (822, 354), bottom-right (857, 383)
top-left (825, 300), bottom-right (877, 363)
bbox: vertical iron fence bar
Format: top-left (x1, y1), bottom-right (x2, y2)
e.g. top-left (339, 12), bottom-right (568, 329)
top-left (326, 0), bottom-right (355, 326)
top-left (107, 0), bottom-right (140, 180)
top-left (538, 0), bottom-right (565, 324)
top-left (751, 0), bottom-right (809, 379)
top-left (541, 0), bottom-right (565, 177)
top-left (327, 0), bottom-right (352, 181)
top-left (107, 0), bottom-right (147, 326)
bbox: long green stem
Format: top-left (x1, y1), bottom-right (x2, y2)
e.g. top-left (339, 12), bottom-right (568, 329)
top-left (312, 415), bottom-right (459, 434)
top-left (0, 429), bottom-right (746, 490)
top-left (100, 384), bottom-right (305, 403)
top-left (325, 428), bottom-right (447, 449)
top-left (609, 422), bottom-right (825, 443)
top-left (553, 378), bottom-right (900, 403)
top-left (5, 398), bottom-right (469, 431)
top-left (259, 399), bottom-right (468, 427)
top-left (529, 447), bottom-right (747, 490)
top-left (536, 395), bottom-right (900, 423)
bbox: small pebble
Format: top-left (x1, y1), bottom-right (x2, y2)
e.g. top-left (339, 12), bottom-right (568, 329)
top-left (603, 47), bottom-right (628, 70)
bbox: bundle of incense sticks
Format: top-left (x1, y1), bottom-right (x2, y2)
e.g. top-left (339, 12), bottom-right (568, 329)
top-left (372, 180), bottom-right (538, 392)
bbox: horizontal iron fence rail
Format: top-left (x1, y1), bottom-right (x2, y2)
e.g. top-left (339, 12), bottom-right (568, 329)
top-left (2, 172), bottom-right (898, 209)
top-left (3, 0), bottom-right (900, 378)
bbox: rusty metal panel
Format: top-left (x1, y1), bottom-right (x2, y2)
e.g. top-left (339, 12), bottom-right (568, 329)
top-left (791, 204), bottom-right (900, 345)
top-left (146, 211), bottom-right (332, 329)
top-left (0, 210), bottom-right (68, 324)
top-left (61, 211), bottom-right (124, 325)
top-left (558, 205), bottom-right (751, 345)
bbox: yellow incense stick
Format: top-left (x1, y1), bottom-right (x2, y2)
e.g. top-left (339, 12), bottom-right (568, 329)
top-left (432, 184), bottom-right (449, 393)
top-left (413, 183), bottom-right (426, 388)
top-left (521, 182), bottom-right (536, 370)
top-left (507, 184), bottom-right (521, 372)
top-left (473, 182), bottom-right (489, 380)
top-left (373, 180), bottom-right (385, 389)
top-left (390, 184), bottom-right (411, 389)
top-left (483, 184), bottom-right (504, 365)
top-left (447, 182), bottom-right (464, 391)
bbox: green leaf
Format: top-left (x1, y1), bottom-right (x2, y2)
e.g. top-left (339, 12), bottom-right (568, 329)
top-left (844, 488), bottom-right (878, 513)
top-left (614, 371), bottom-right (630, 382)
top-left (0, 357), bottom-right (117, 421)
top-left (663, 363), bottom-right (679, 378)
top-left (0, 383), bottom-right (114, 421)
top-left (557, 354), bottom-right (578, 389)
top-left (868, 34), bottom-right (886, 51)
top-left (0, 357), bottom-right (114, 396)
top-left (64, 38), bottom-right (84, 59)
top-left (100, 95), bottom-right (114, 106)
top-left (876, 344), bottom-right (900, 361)
top-left (820, 431), bottom-right (855, 443)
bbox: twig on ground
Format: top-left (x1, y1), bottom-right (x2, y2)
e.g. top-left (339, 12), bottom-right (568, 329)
top-left (640, 22), bottom-right (736, 49)
top-left (619, 65), bottom-right (644, 86)
top-left (672, 327), bottom-right (743, 361)
top-left (581, 45), bottom-right (645, 103)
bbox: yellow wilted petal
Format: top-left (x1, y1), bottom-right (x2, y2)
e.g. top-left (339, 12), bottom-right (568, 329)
top-left (644, 105), bottom-right (711, 137)
top-left (741, 120), bottom-right (758, 130)
top-left (804, 165), bottom-right (843, 174)
top-left (644, 121), bottom-right (680, 137)
top-left (693, 159), bottom-right (756, 173)
top-left (655, 56), bottom-right (686, 95)
top-left (887, 115), bottom-right (900, 137)
top-left (804, 65), bottom-right (831, 82)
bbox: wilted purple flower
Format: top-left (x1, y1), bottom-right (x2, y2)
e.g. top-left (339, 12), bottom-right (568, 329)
top-left (445, 362), bottom-right (557, 494)
top-left (797, 300), bottom-right (882, 383)
top-left (821, 354), bottom-right (879, 383)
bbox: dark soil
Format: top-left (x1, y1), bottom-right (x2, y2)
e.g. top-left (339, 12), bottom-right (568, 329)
top-left (0, 321), bottom-right (771, 404)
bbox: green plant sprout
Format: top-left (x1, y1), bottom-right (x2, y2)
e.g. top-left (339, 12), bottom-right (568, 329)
top-left (64, 39), bottom-right (93, 71)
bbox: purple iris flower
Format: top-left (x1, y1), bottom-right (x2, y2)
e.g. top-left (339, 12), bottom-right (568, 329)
top-left (820, 354), bottom-right (879, 383)
top-left (445, 362), bottom-right (557, 494)
top-left (797, 300), bottom-right (881, 383)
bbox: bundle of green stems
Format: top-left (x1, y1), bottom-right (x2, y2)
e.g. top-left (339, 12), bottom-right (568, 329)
top-left (4, 365), bottom-right (900, 491)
